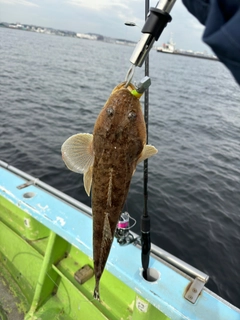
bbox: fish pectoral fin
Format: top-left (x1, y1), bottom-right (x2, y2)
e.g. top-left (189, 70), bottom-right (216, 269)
top-left (61, 133), bottom-right (94, 174)
top-left (83, 166), bottom-right (93, 196)
top-left (137, 145), bottom-right (158, 165)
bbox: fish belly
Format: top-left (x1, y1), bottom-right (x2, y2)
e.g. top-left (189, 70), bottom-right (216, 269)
top-left (91, 157), bottom-right (133, 298)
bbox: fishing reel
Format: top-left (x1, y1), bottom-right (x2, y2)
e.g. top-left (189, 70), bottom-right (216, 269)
top-left (115, 212), bottom-right (139, 245)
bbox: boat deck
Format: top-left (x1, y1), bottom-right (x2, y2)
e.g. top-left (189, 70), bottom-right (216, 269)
top-left (0, 275), bottom-right (24, 320)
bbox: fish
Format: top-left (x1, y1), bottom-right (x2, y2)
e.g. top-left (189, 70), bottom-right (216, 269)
top-left (61, 82), bottom-right (158, 300)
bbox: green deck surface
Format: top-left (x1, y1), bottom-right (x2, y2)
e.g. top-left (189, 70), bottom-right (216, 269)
top-left (0, 196), bottom-right (169, 320)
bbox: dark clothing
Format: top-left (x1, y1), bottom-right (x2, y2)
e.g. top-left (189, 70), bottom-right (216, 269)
top-left (182, 0), bottom-right (240, 85)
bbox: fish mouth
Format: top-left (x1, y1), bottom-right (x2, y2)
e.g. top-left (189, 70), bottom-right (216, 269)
top-left (111, 82), bottom-right (135, 94)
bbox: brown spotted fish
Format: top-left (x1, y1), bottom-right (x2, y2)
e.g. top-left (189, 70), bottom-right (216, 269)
top-left (61, 82), bottom-right (157, 300)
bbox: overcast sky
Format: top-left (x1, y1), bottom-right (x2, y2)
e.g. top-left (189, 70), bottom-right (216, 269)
top-left (0, 0), bottom-right (211, 52)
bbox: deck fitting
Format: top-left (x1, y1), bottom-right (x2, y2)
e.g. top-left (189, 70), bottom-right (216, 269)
top-left (184, 277), bottom-right (205, 304)
top-left (74, 265), bottom-right (94, 285)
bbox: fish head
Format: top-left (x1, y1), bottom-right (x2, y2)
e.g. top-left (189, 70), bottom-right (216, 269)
top-left (93, 82), bottom-right (146, 155)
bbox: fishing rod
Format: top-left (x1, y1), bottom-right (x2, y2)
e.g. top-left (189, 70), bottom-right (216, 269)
top-left (127, 0), bottom-right (177, 280)
top-left (142, 0), bottom-right (151, 281)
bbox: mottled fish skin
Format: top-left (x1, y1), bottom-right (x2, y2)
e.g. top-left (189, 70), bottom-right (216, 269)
top-left (92, 83), bottom-right (146, 299)
top-left (61, 82), bottom-right (157, 301)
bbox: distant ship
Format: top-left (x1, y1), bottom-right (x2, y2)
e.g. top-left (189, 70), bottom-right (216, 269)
top-left (157, 36), bottom-right (218, 61)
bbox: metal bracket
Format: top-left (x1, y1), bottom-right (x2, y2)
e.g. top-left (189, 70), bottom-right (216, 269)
top-left (136, 76), bottom-right (151, 94)
top-left (184, 277), bottom-right (205, 304)
top-left (17, 180), bottom-right (37, 190)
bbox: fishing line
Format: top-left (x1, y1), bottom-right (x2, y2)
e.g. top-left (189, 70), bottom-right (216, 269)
top-left (124, 199), bottom-right (129, 213)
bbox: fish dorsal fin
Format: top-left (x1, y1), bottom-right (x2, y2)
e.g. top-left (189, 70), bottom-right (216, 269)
top-left (137, 144), bottom-right (158, 165)
top-left (61, 133), bottom-right (94, 174)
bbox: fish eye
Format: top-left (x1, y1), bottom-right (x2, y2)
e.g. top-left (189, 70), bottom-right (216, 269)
top-left (128, 111), bottom-right (136, 120)
top-left (106, 108), bottom-right (114, 117)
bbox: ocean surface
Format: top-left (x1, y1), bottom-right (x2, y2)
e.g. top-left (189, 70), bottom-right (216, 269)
top-left (1, 27), bottom-right (240, 308)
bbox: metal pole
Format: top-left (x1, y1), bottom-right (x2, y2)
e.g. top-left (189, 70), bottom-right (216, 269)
top-left (141, 0), bottom-right (151, 280)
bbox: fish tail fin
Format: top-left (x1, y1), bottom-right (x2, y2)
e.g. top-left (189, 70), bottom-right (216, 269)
top-left (93, 283), bottom-right (100, 301)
